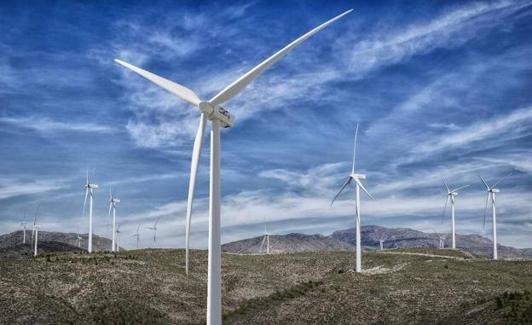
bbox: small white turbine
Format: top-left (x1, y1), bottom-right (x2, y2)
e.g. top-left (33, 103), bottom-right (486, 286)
top-left (83, 170), bottom-right (98, 253)
top-left (438, 234), bottom-right (446, 249)
top-left (21, 222), bottom-right (27, 244)
top-left (108, 187), bottom-right (120, 252)
top-left (379, 238), bottom-right (384, 251)
top-left (479, 173), bottom-right (511, 260)
top-left (441, 178), bottom-right (470, 249)
top-left (146, 217), bottom-right (160, 244)
top-left (331, 124), bottom-right (374, 273)
top-left (131, 224), bottom-right (141, 249)
top-left (259, 226), bottom-right (270, 254)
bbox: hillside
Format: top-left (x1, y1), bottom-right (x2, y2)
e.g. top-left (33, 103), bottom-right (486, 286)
top-left (222, 225), bottom-right (531, 258)
top-left (1, 249), bottom-right (531, 324)
top-left (0, 230), bottom-right (114, 253)
top-left (222, 233), bottom-right (354, 254)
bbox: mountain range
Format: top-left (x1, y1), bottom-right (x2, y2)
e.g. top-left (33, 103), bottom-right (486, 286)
top-left (222, 225), bottom-right (532, 258)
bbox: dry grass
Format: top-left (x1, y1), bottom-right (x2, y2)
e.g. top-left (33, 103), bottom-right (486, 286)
top-left (1, 249), bottom-right (531, 324)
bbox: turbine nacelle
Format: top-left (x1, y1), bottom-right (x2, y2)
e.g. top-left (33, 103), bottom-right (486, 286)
top-left (490, 188), bottom-right (500, 193)
top-left (85, 183), bottom-right (98, 189)
top-left (199, 102), bottom-right (234, 128)
top-left (351, 173), bottom-right (366, 180)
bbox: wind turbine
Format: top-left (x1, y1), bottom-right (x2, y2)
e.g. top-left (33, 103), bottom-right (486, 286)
top-left (31, 204), bottom-right (40, 243)
top-left (259, 226), bottom-right (270, 254)
top-left (441, 178), bottom-right (470, 249)
top-left (146, 217), bottom-right (160, 243)
top-left (131, 224), bottom-right (141, 249)
top-left (20, 222), bottom-right (27, 244)
top-left (438, 234), bottom-right (446, 249)
top-left (108, 187), bottom-right (120, 252)
top-left (33, 224), bottom-right (40, 257)
top-left (114, 10), bottom-right (352, 325)
top-left (83, 170), bottom-right (98, 253)
top-left (331, 124), bottom-right (374, 273)
top-left (479, 173), bottom-right (511, 260)
top-left (379, 237), bottom-right (384, 251)
top-left (76, 232), bottom-right (83, 248)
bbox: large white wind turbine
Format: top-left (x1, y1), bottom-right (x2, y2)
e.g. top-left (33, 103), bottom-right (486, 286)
top-left (131, 224), bottom-right (141, 249)
top-left (479, 173), bottom-right (511, 260)
top-left (83, 170), bottom-right (98, 253)
top-left (146, 217), bottom-right (160, 243)
top-left (441, 178), bottom-right (470, 249)
top-left (331, 124), bottom-right (374, 273)
top-left (108, 187), bottom-right (120, 252)
top-left (114, 9), bottom-right (352, 325)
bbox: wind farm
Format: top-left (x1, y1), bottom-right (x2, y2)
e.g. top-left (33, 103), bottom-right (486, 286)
top-left (1, 1), bottom-right (532, 324)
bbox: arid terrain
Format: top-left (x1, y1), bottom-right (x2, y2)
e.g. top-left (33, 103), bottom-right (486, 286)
top-left (1, 248), bottom-right (531, 324)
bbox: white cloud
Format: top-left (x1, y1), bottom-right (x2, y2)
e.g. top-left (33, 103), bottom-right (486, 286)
top-left (0, 178), bottom-right (64, 200)
top-left (413, 107), bottom-right (532, 154)
top-left (0, 116), bottom-right (116, 134)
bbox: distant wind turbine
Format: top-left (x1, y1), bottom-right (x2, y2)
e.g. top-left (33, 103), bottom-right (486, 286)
top-left (331, 124), bottom-right (374, 273)
top-left (379, 237), bottom-right (384, 251)
top-left (146, 217), bottom-right (160, 243)
top-left (131, 224), bottom-right (141, 249)
top-left (83, 170), bottom-right (98, 253)
top-left (20, 222), bottom-right (27, 244)
top-left (438, 234), bottom-right (446, 249)
top-left (31, 204), bottom-right (40, 243)
top-left (259, 226), bottom-right (270, 254)
top-left (479, 172), bottom-right (512, 260)
top-left (441, 178), bottom-right (470, 249)
top-left (76, 232), bottom-right (83, 248)
top-left (108, 187), bottom-right (120, 252)
top-left (114, 9), bottom-right (353, 324)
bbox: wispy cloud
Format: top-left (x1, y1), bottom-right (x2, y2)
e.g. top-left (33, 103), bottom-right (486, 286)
top-left (413, 107), bottom-right (532, 155)
top-left (0, 116), bottom-right (116, 134)
top-left (0, 178), bottom-right (64, 200)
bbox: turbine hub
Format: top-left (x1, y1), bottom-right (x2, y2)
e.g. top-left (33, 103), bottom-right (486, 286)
top-left (199, 102), bottom-right (234, 128)
top-left (352, 173), bottom-right (366, 180)
top-left (491, 188), bottom-right (500, 193)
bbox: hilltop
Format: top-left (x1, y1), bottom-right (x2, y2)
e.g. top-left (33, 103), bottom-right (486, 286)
top-left (0, 230), bottom-right (114, 254)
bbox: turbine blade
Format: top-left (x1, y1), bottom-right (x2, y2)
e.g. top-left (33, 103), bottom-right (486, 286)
top-left (209, 9), bottom-right (353, 106)
top-left (442, 196), bottom-right (449, 224)
top-left (108, 202), bottom-right (112, 217)
top-left (185, 114), bottom-right (207, 275)
top-left (154, 216), bottom-right (160, 227)
top-left (330, 177), bottom-right (352, 206)
top-left (478, 174), bottom-right (490, 190)
top-left (86, 168), bottom-right (89, 185)
top-left (352, 123), bottom-right (358, 174)
top-left (259, 235), bottom-right (266, 252)
top-left (114, 59), bottom-right (201, 107)
top-left (483, 193), bottom-right (490, 231)
top-left (493, 172), bottom-right (512, 188)
top-left (451, 184), bottom-right (470, 192)
top-left (355, 178), bottom-right (374, 200)
top-left (83, 189), bottom-right (89, 217)
top-left (441, 177), bottom-right (450, 192)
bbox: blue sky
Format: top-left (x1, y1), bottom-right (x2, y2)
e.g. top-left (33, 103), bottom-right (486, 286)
top-left (1, 0), bottom-right (531, 249)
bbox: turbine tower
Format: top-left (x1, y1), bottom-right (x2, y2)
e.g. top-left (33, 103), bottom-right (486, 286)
top-left (31, 204), bottom-right (40, 243)
top-left (33, 224), bottom-right (40, 257)
top-left (331, 124), bottom-right (374, 273)
top-left (146, 217), bottom-right (160, 243)
top-left (379, 237), bottom-right (384, 251)
top-left (441, 178), bottom-right (470, 249)
top-left (131, 224), bottom-right (141, 249)
top-left (114, 9), bottom-right (352, 325)
top-left (108, 187), bottom-right (120, 252)
top-left (438, 234), bottom-right (446, 249)
top-left (21, 222), bottom-right (27, 244)
top-left (83, 170), bottom-right (98, 253)
top-left (76, 232), bottom-right (82, 248)
top-left (479, 173), bottom-right (511, 260)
